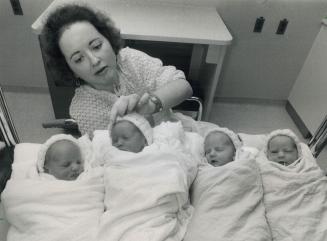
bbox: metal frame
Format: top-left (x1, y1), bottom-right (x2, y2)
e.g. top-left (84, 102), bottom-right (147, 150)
top-left (0, 86), bottom-right (19, 147)
top-left (308, 115), bottom-right (327, 157)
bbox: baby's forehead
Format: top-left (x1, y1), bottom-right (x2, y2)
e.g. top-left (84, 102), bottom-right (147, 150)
top-left (205, 131), bottom-right (233, 145)
top-left (47, 140), bottom-right (80, 154)
top-left (114, 120), bottom-right (136, 128)
top-left (269, 135), bottom-right (296, 146)
top-left (112, 120), bottom-right (139, 133)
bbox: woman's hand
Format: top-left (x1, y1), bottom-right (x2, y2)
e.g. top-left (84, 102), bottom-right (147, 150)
top-left (109, 92), bottom-right (156, 129)
top-left (109, 94), bottom-right (140, 124)
top-left (136, 93), bottom-right (156, 115)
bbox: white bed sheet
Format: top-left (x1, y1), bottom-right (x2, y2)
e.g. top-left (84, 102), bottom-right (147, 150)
top-left (0, 129), bottom-right (268, 241)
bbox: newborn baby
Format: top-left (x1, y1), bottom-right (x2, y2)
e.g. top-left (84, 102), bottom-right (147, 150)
top-left (37, 134), bottom-right (84, 180)
top-left (204, 127), bottom-right (242, 167)
top-left (2, 134), bottom-right (104, 241)
top-left (110, 113), bottom-right (153, 153)
top-left (265, 129), bottom-right (300, 166)
top-left (100, 116), bottom-right (195, 241)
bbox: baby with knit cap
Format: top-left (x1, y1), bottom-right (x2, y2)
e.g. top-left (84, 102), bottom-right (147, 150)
top-left (110, 113), bottom-right (153, 153)
top-left (204, 127), bottom-right (242, 167)
top-left (265, 129), bottom-right (300, 166)
top-left (100, 114), bottom-right (195, 241)
top-left (37, 134), bottom-right (84, 181)
top-left (2, 134), bottom-right (105, 241)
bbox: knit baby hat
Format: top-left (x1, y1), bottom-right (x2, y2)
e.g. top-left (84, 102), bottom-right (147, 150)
top-left (115, 113), bottom-right (153, 145)
top-left (264, 129), bottom-right (302, 158)
top-left (37, 134), bottom-right (82, 173)
top-left (203, 126), bottom-right (243, 151)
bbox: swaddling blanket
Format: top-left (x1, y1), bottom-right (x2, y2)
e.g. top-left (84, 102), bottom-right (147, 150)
top-left (257, 143), bottom-right (327, 241)
top-left (184, 151), bottom-right (272, 241)
top-left (1, 167), bottom-right (104, 241)
top-left (98, 144), bottom-right (193, 241)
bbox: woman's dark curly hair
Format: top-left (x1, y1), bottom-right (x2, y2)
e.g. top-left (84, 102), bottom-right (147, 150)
top-left (41, 4), bottom-right (124, 84)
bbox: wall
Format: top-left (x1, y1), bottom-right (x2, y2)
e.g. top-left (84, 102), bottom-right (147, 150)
top-left (317, 147), bottom-right (327, 173)
top-left (288, 22), bottom-right (327, 134)
top-left (216, 0), bottom-right (327, 100)
top-left (0, 0), bottom-right (52, 88)
top-left (1, 0), bottom-right (327, 100)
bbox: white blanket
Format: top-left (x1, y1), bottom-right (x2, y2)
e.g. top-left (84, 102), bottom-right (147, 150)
top-left (184, 151), bottom-right (272, 241)
top-left (257, 143), bottom-right (327, 241)
top-left (1, 167), bottom-right (104, 241)
top-left (97, 144), bottom-right (194, 241)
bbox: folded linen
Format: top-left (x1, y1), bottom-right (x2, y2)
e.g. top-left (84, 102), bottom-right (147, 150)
top-left (98, 144), bottom-right (194, 241)
top-left (1, 167), bottom-right (104, 241)
top-left (257, 143), bottom-right (327, 241)
top-left (184, 153), bottom-right (272, 241)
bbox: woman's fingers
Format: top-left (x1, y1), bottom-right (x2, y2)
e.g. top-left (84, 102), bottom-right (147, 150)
top-left (136, 93), bottom-right (153, 114)
top-left (127, 94), bottom-right (140, 113)
top-left (109, 102), bottom-right (119, 125)
top-left (137, 93), bottom-right (150, 108)
top-left (109, 94), bottom-right (140, 124)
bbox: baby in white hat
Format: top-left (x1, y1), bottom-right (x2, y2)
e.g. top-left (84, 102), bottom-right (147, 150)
top-left (265, 129), bottom-right (300, 166)
top-left (37, 134), bottom-right (84, 181)
top-left (204, 127), bottom-right (242, 167)
top-left (110, 113), bottom-right (153, 153)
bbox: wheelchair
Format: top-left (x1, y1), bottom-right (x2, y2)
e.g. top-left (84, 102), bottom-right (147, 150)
top-left (42, 96), bottom-right (203, 137)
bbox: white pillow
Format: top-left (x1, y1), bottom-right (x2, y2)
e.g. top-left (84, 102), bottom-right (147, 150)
top-left (238, 133), bottom-right (267, 151)
top-left (12, 143), bottom-right (41, 179)
top-left (92, 130), bottom-right (111, 166)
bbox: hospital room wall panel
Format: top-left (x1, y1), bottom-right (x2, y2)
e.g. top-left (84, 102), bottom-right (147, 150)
top-left (214, 0), bottom-right (327, 100)
top-left (0, 0), bottom-right (52, 89)
top-left (288, 23), bottom-right (327, 134)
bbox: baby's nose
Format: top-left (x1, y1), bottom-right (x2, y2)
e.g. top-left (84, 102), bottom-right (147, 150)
top-left (116, 138), bottom-right (124, 146)
top-left (278, 151), bottom-right (285, 157)
top-left (208, 150), bottom-right (215, 156)
top-left (71, 163), bottom-right (80, 171)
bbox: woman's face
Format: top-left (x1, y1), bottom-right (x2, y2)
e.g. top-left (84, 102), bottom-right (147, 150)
top-left (59, 21), bottom-right (118, 90)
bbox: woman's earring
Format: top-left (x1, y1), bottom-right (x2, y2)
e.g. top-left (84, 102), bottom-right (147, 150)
top-left (74, 78), bottom-right (81, 87)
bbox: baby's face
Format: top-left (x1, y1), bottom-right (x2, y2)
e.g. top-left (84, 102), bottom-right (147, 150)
top-left (45, 141), bottom-right (84, 181)
top-left (111, 120), bottom-right (147, 153)
top-left (204, 131), bottom-right (236, 167)
top-left (267, 135), bottom-right (298, 166)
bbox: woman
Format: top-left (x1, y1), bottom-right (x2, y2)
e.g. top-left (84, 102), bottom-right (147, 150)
top-left (42, 4), bottom-right (193, 137)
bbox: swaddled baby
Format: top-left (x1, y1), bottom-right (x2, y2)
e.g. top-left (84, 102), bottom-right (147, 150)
top-left (2, 134), bottom-right (104, 241)
top-left (203, 127), bottom-right (243, 167)
top-left (184, 126), bottom-right (272, 241)
top-left (37, 134), bottom-right (85, 180)
top-left (98, 113), bottom-right (195, 241)
top-left (110, 113), bottom-right (152, 153)
top-left (264, 129), bottom-right (300, 166)
top-left (257, 129), bottom-right (327, 241)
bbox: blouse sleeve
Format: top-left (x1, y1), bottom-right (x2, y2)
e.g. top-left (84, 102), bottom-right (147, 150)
top-left (122, 48), bottom-right (187, 91)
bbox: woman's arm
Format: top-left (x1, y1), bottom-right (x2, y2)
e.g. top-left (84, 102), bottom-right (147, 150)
top-left (137, 78), bottom-right (193, 114)
top-left (110, 48), bottom-right (193, 121)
